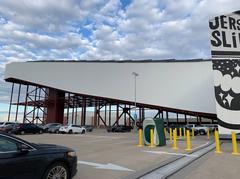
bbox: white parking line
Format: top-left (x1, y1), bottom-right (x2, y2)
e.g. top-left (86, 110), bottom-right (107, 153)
top-left (191, 141), bottom-right (210, 151)
top-left (78, 161), bottom-right (134, 171)
top-left (114, 140), bottom-right (136, 145)
top-left (143, 150), bottom-right (199, 158)
top-left (84, 138), bottom-right (115, 143)
top-left (54, 133), bottom-right (123, 139)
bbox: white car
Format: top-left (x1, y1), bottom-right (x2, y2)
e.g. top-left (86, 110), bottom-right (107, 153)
top-left (59, 124), bottom-right (86, 134)
top-left (0, 122), bottom-right (15, 131)
top-left (186, 124), bottom-right (208, 135)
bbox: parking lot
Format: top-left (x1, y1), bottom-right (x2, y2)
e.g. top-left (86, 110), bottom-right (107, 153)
top-left (18, 129), bottom-right (212, 179)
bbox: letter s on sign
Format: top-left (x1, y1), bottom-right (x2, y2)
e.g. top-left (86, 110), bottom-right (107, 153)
top-left (211, 30), bottom-right (222, 47)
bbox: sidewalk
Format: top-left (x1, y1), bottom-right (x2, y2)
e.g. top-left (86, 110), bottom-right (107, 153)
top-left (169, 142), bottom-right (240, 179)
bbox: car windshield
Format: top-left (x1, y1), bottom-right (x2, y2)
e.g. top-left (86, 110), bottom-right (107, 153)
top-left (0, 122), bottom-right (4, 125)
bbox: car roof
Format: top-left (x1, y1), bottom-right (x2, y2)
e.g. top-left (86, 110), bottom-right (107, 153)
top-left (0, 132), bottom-right (33, 146)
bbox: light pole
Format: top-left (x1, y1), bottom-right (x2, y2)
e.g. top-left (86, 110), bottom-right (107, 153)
top-left (132, 72), bottom-right (139, 130)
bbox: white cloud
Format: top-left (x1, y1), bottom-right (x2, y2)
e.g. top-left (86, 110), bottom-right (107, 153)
top-left (0, 0), bottom-right (240, 103)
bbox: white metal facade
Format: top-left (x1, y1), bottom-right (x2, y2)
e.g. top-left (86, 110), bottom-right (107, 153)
top-left (4, 60), bottom-right (216, 114)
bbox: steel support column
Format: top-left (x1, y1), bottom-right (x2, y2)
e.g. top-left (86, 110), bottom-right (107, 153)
top-left (23, 85), bottom-right (29, 123)
top-left (7, 83), bottom-right (14, 122)
top-left (116, 104), bottom-right (119, 126)
top-left (166, 111), bottom-right (169, 126)
top-left (46, 89), bottom-right (65, 124)
top-left (15, 84), bottom-right (21, 122)
top-left (108, 104), bottom-right (111, 126)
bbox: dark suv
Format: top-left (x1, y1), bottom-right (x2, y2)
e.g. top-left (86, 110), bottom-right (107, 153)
top-left (12, 123), bottom-right (43, 135)
top-left (0, 132), bottom-right (77, 179)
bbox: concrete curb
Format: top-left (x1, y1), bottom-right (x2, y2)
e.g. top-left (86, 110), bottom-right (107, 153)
top-left (124, 141), bottom-right (215, 179)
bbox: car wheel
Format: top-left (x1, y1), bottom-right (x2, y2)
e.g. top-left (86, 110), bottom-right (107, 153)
top-left (20, 131), bottom-right (25, 135)
top-left (81, 130), bottom-right (86, 134)
top-left (56, 130), bottom-right (59, 134)
top-left (43, 162), bottom-right (69, 179)
top-left (39, 130), bottom-right (43, 134)
top-left (68, 130), bottom-right (73, 134)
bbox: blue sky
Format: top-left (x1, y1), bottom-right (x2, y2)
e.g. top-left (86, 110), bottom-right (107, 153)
top-left (0, 0), bottom-right (240, 112)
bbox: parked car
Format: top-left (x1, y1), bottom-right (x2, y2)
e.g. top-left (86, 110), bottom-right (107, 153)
top-left (185, 124), bottom-right (199, 136)
top-left (42, 123), bottom-right (61, 132)
top-left (166, 124), bottom-right (185, 134)
top-left (0, 123), bottom-right (19, 133)
top-left (12, 123), bottom-right (44, 135)
top-left (48, 124), bottom-right (63, 133)
top-left (107, 125), bottom-right (133, 132)
top-left (0, 121), bottom-right (15, 131)
top-left (82, 125), bottom-right (93, 132)
top-left (203, 124), bottom-right (218, 132)
top-left (59, 124), bottom-right (86, 134)
top-left (35, 123), bottom-right (44, 129)
top-left (0, 132), bottom-right (77, 179)
top-left (186, 124), bottom-right (209, 135)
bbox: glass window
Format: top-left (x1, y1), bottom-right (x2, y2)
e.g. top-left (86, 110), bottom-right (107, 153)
top-left (0, 136), bottom-right (18, 152)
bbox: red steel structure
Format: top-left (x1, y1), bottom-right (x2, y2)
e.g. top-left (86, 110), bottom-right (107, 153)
top-left (5, 82), bottom-right (217, 127)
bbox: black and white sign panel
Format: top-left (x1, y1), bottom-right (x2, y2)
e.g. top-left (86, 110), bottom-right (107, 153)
top-left (209, 11), bottom-right (240, 58)
top-left (210, 11), bottom-right (240, 135)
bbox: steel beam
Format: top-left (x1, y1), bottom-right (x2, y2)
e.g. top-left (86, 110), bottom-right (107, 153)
top-left (15, 84), bottom-right (21, 122)
top-left (7, 83), bottom-right (14, 122)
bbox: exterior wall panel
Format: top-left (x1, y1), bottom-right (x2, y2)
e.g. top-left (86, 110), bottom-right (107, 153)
top-left (5, 61), bottom-right (216, 114)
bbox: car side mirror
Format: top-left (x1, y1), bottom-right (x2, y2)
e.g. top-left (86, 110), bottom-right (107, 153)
top-left (18, 144), bottom-right (30, 154)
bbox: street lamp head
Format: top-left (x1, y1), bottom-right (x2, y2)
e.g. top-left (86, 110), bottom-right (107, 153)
top-left (132, 72), bottom-right (139, 76)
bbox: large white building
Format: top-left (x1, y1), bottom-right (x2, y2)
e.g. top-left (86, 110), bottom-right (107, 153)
top-left (4, 59), bottom-right (217, 127)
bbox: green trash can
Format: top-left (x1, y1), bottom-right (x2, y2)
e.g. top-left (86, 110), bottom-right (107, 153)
top-left (143, 118), bottom-right (166, 146)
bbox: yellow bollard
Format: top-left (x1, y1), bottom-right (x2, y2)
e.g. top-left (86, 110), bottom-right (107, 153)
top-left (214, 130), bottom-right (222, 154)
top-left (169, 128), bottom-right (173, 141)
top-left (149, 128), bottom-right (156, 148)
top-left (138, 129), bottom-right (143, 147)
top-left (172, 129), bottom-right (178, 150)
top-left (183, 128), bottom-right (186, 138)
top-left (231, 132), bottom-right (239, 155)
top-left (185, 130), bottom-right (192, 151)
top-left (164, 128), bottom-right (167, 137)
top-left (192, 128), bottom-right (195, 139)
top-left (179, 128), bottom-right (182, 139)
top-left (207, 128), bottom-right (210, 140)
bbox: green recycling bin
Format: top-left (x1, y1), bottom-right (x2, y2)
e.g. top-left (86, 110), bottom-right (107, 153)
top-left (143, 118), bottom-right (166, 146)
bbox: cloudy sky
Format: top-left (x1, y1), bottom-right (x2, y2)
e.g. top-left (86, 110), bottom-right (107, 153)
top-left (0, 0), bottom-right (239, 111)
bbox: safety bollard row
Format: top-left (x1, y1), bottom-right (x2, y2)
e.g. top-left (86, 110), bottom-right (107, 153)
top-left (231, 132), bottom-right (239, 155)
top-left (207, 128), bottom-right (210, 139)
top-left (169, 128), bottom-right (173, 141)
top-left (192, 127), bottom-right (195, 139)
top-left (172, 128), bottom-right (178, 150)
top-left (186, 130), bottom-right (192, 151)
top-left (138, 127), bottom-right (238, 156)
top-left (179, 128), bottom-right (182, 139)
top-left (149, 128), bottom-right (156, 148)
top-left (138, 129), bottom-right (143, 147)
top-left (214, 130), bottom-right (222, 154)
